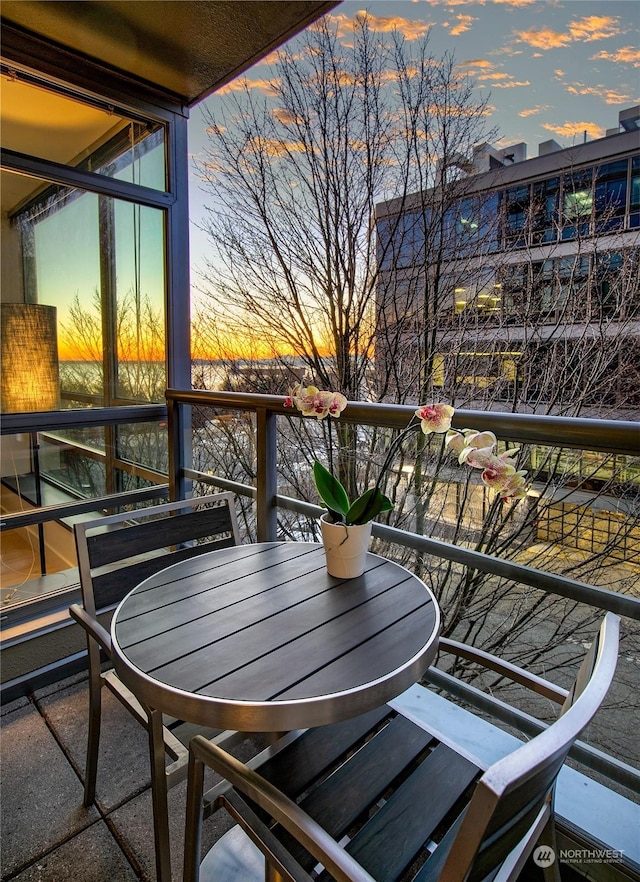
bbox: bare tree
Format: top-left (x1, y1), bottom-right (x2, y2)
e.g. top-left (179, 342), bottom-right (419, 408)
top-left (191, 15), bottom-right (638, 749)
top-left (194, 14), bottom-right (492, 401)
top-left (194, 13), bottom-right (492, 500)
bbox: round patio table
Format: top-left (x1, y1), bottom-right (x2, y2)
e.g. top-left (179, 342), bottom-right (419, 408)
top-left (111, 541), bottom-right (440, 733)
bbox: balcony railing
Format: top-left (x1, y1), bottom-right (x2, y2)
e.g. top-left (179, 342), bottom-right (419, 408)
top-left (2, 391), bottom-right (639, 806)
top-left (166, 389), bottom-right (639, 612)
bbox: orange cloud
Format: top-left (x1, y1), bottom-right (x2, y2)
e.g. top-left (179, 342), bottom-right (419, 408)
top-left (542, 121), bottom-right (605, 139)
top-left (328, 11), bottom-right (431, 40)
top-left (592, 46), bottom-right (640, 67)
top-left (217, 77), bottom-right (278, 96)
top-left (515, 26), bottom-right (571, 50)
top-left (272, 108), bottom-right (300, 125)
top-left (568, 16), bottom-right (622, 42)
top-left (425, 0), bottom-right (536, 4)
top-left (259, 50), bottom-right (281, 66)
top-left (492, 79), bottom-right (530, 88)
top-left (424, 0), bottom-right (485, 5)
top-left (449, 14), bottom-right (476, 36)
top-left (519, 105), bottom-right (551, 117)
top-left (566, 83), bottom-right (633, 104)
top-left (515, 14), bottom-right (622, 51)
top-left (459, 58), bottom-right (495, 70)
top-left (247, 136), bottom-right (305, 158)
top-left (458, 57), bottom-right (531, 90)
top-left (477, 72), bottom-right (513, 81)
top-left (473, 66), bottom-right (530, 88)
top-left (488, 46), bottom-right (523, 57)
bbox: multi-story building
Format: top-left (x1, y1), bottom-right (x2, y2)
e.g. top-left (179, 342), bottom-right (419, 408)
top-left (375, 105), bottom-right (640, 419)
top-left (375, 107), bottom-right (639, 558)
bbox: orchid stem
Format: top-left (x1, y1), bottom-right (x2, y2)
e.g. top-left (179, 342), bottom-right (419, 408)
top-left (372, 418), bottom-right (420, 495)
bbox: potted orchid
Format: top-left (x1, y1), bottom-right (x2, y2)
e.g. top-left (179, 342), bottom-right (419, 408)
top-left (285, 382), bottom-right (528, 576)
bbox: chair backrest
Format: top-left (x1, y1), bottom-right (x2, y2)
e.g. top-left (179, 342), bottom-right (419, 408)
top-left (438, 612), bottom-right (620, 882)
top-left (74, 491), bottom-right (240, 617)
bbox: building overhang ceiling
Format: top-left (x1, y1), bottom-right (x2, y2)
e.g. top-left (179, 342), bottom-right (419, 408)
top-left (0, 1), bottom-right (339, 214)
top-left (1, 1), bottom-right (338, 108)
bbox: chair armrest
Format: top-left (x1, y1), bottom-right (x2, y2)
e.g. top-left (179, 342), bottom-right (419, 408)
top-left (190, 736), bottom-right (376, 882)
top-left (68, 603), bottom-right (112, 655)
top-left (438, 637), bottom-right (568, 704)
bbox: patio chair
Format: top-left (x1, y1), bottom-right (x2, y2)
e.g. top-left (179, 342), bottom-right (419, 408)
top-left (183, 612), bottom-right (619, 882)
top-left (69, 492), bottom-right (243, 876)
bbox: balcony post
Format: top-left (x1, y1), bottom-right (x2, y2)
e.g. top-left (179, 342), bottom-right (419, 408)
top-left (256, 407), bottom-right (278, 541)
top-left (167, 396), bottom-right (190, 501)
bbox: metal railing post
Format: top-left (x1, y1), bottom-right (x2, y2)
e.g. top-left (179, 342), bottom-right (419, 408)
top-left (167, 395), bottom-right (194, 502)
top-left (167, 396), bottom-right (181, 501)
top-left (256, 406), bottom-right (278, 541)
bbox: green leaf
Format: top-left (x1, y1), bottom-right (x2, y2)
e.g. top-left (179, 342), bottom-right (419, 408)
top-left (346, 487), bottom-right (394, 526)
top-left (313, 460), bottom-right (350, 519)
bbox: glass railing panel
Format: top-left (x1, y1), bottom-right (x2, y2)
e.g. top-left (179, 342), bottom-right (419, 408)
top-left (38, 431), bottom-right (107, 497)
top-left (1, 430), bottom-right (81, 605)
top-left (116, 421), bottom-right (169, 475)
top-left (0, 420), bottom-right (169, 611)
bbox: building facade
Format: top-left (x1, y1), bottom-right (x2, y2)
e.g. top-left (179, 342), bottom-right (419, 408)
top-left (375, 106), bottom-right (640, 420)
top-left (374, 107), bottom-right (639, 559)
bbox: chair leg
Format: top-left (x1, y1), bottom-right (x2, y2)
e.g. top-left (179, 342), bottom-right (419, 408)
top-left (148, 708), bottom-right (172, 882)
top-left (184, 752), bottom-right (205, 882)
top-left (83, 647), bottom-right (103, 806)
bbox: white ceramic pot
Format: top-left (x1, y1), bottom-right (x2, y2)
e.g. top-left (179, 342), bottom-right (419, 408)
top-left (320, 514), bottom-right (372, 578)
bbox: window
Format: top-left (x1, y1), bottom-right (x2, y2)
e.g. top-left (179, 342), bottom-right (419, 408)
top-left (443, 350), bottom-right (521, 401)
top-left (455, 198), bottom-right (480, 253)
top-left (376, 209), bottom-right (425, 270)
top-left (562, 168), bottom-right (593, 239)
top-left (531, 176), bottom-right (560, 243)
top-left (630, 155), bottom-right (640, 228)
top-left (10, 166), bottom-right (166, 409)
top-left (0, 49), bottom-right (190, 605)
top-left (2, 73), bottom-right (166, 190)
top-left (2, 72), bottom-right (169, 415)
top-left (594, 159), bottom-right (628, 233)
top-left (451, 267), bottom-right (500, 320)
top-left (593, 250), bottom-right (640, 320)
top-left (499, 263), bottom-right (529, 319)
top-left (504, 184), bottom-right (530, 247)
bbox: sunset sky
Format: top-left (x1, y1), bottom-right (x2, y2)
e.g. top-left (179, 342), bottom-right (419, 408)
top-left (188, 0), bottom-right (638, 263)
top-left (187, 0), bottom-right (639, 330)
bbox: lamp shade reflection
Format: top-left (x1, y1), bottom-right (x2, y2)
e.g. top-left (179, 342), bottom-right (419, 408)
top-left (1, 303), bottom-right (60, 413)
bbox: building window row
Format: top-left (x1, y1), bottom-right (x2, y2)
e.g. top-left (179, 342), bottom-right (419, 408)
top-left (433, 339), bottom-right (640, 411)
top-left (455, 249), bottom-right (639, 324)
top-left (505, 154), bottom-right (639, 246)
top-left (377, 153), bottom-right (640, 268)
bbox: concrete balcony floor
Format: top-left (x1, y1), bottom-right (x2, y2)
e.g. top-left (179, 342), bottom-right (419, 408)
top-left (0, 672), bottom-right (265, 881)
top-left (2, 656), bottom-right (638, 881)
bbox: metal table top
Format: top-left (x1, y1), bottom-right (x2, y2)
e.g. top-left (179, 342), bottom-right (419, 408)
top-left (111, 542), bottom-right (440, 732)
